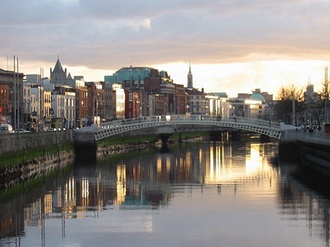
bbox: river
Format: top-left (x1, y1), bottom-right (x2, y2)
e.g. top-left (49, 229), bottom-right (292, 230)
top-left (1, 136), bottom-right (330, 247)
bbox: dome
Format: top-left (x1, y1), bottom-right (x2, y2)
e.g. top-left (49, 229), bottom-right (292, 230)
top-left (250, 93), bottom-right (265, 103)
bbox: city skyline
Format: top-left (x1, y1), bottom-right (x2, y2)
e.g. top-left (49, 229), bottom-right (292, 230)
top-left (1, 1), bottom-right (330, 97)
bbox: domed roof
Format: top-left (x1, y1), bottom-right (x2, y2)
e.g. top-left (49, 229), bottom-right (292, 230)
top-left (250, 93), bottom-right (265, 103)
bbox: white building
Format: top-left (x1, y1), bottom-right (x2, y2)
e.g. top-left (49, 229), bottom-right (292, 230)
top-left (112, 83), bottom-right (125, 119)
top-left (51, 85), bottom-right (76, 129)
top-left (228, 96), bottom-right (265, 119)
top-left (205, 93), bottom-right (229, 117)
top-left (30, 86), bottom-right (41, 130)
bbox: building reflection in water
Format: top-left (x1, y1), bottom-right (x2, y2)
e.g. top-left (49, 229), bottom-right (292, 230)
top-left (116, 164), bottom-right (126, 205)
top-left (1, 139), bottom-right (330, 246)
top-left (204, 141), bottom-right (271, 184)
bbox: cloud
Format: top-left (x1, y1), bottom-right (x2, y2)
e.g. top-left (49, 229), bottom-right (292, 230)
top-left (1, 0), bottom-right (330, 95)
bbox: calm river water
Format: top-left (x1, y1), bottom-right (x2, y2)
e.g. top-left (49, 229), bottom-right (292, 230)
top-left (1, 136), bottom-right (330, 247)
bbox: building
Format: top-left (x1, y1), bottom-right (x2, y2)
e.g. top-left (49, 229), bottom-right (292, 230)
top-left (26, 74), bottom-right (41, 85)
top-left (73, 76), bottom-right (89, 128)
top-left (124, 88), bottom-right (140, 118)
top-left (86, 81), bottom-right (104, 125)
top-left (25, 76), bottom-right (55, 130)
top-left (105, 66), bottom-right (158, 91)
top-left (0, 68), bottom-right (24, 129)
top-left (229, 92), bottom-right (266, 119)
top-left (207, 92), bottom-right (229, 118)
top-left (51, 85), bottom-right (76, 129)
top-left (50, 58), bottom-right (75, 87)
top-left (112, 83), bottom-right (125, 119)
top-left (50, 58), bottom-right (68, 84)
top-left (22, 84), bottom-right (31, 129)
top-left (174, 84), bottom-right (187, 115)
top-left (187, 63), bottom-right (193, 89)
top-left (105, 66), bottom-right (175, 116)
top-left (104, 83), bottom-right (113, 121)
top-left (185, 88), bottom-right (207, 115)
top-left (43, 89), bottom-right (52, 130)
top-left (30, 85), bottom-right (41, 130)
top-left (154, 94), bottom-right (168, 115)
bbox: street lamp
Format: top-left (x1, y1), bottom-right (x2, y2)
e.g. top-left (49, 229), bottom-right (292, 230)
top-left (292, 92), bottom-right (295, 126)
top-left (325, 99), bottom-right (329, 123)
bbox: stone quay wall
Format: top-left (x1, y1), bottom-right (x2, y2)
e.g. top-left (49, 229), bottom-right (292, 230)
top-left (298, 141), bottom-right (330, 176)
top-left (0, 150), bottom-right (74, 190)
top-left (0, 131), bottom-right (74, 155)
top-left (280, 130), bottom-right (330, 176)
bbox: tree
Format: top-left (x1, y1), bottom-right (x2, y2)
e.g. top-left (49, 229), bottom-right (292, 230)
top-left (307, 93), bottom-right (322, 129)
top-left (273, 84), bottom-right (305, 125)
top-left (320, 71), bottom-right (329, 101)
top-left (319, 76), bottom-right (330, 123)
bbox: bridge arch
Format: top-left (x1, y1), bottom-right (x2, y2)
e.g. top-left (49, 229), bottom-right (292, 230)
top-left (75, 115), bottom-right (283, 142)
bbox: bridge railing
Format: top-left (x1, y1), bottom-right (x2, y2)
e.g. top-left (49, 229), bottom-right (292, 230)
top-left (99, 115), bottom-right (281, 130)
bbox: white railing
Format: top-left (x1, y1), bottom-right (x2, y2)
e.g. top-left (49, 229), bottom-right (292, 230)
top-left (99, 115), bottom-right (281, 129)
top-left (91, 115), bottom-right (282, 141)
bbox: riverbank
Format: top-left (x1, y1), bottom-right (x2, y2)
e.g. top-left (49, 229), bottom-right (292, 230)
top-left (0, 144), bottom-right (74, 190)
top-left (0, 131), bottom-right (209, 190)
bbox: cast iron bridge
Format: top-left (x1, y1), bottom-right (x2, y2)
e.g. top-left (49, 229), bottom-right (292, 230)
top-left (77, 115), bottom-right (284, 141)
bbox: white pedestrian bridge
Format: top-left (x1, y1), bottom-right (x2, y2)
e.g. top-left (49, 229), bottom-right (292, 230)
top-left (79, 115), bottom-right (284, 141)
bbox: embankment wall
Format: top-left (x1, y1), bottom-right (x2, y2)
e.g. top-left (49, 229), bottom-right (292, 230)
top-left (0, 131), bottom-right (73, 155)
top-left (280, 130), bottom-right (330, 176)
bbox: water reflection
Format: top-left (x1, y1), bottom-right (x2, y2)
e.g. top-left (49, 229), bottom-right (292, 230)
top-left (0, 138), bottom-right (330, 246)
top-left (278, 166), bottom-right (330, 247)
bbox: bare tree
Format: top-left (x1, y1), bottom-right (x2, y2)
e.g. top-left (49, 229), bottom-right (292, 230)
top-left (276, 84), bottom-right (304, 101)
top-left (274, 84), bottom-right (305, 125)
top-left (319, 74), bottom-right (330, 123)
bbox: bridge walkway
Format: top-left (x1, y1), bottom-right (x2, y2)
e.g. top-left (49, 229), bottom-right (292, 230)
top-left (91, 115), bottom-right (283, 141)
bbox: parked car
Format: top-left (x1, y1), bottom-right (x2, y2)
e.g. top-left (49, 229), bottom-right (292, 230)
top-left (0, 123), bottom-right (14, 133)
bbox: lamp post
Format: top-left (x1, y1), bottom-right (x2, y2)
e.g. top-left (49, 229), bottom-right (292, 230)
top-left (292, 92), bottom-right (295, 126)
top-left (13, 56), bottom-right (17, 132)
top-left (325, 99), bottom-right (329, 123)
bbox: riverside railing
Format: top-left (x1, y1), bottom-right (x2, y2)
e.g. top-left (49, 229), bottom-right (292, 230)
top-left (282, 129), bottom-right (330, 145)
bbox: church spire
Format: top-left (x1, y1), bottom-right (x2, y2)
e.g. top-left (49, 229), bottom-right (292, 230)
top-left (187, 62), bottom-right (193, 88)
top-left (53, 58), bottom-right (64, 74)
top-left (50, 57), bottom-right (67, 83)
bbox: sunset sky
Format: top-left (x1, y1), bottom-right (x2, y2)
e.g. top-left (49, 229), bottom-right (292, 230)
top-left (1, 0), bottom-right (330, 98)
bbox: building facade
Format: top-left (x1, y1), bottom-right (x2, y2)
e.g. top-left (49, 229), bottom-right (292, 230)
top-left (124, 88), bottom-right (140, 119)
top-left (0, 68), bottom-right (24, 129)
